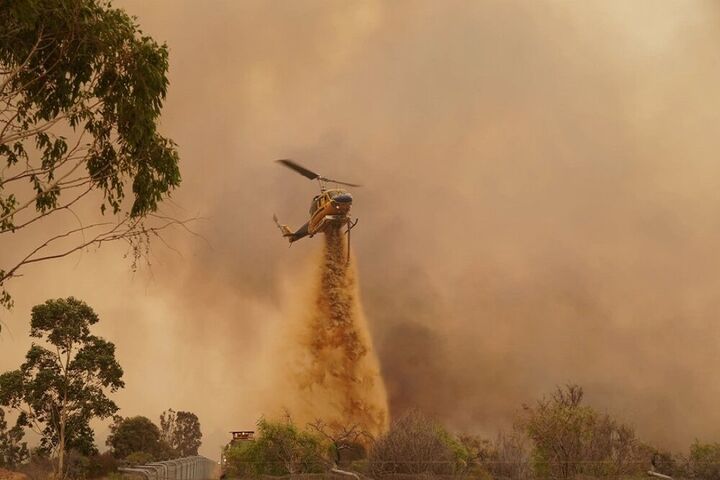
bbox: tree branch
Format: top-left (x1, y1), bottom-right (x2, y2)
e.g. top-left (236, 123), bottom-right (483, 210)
top-left (1, 216), bottom-right (197, 285)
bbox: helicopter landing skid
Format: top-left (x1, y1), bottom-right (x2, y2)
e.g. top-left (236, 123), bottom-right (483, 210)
top-left (345, 218), bottom-right (358, 264)
top-left (316, 214), bottom-right (349, 232)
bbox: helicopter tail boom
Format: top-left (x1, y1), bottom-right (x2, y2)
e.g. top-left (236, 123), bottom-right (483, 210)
top-left (273, 215), bottom-right (309, 243)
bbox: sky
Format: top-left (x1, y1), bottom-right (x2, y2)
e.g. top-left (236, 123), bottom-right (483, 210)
top-left (2, 0), bottom-right (720, 459)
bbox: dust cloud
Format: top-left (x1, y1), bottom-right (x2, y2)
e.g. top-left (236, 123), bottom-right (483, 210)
top-left (2, 0), bottom-right (720, 459)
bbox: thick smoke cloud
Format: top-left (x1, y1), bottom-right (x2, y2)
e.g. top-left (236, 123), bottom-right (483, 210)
top-left (2, 0), bottom-right (720, 457)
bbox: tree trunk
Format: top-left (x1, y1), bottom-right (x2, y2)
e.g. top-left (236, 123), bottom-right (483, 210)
top-left (57, 411), bottom-right (66, 479)
top-left (57, 347), bottom-right (70, 480)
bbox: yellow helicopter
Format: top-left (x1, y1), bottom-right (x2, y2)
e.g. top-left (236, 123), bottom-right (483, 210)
top-left (273, 159), bottom-right (360, 255)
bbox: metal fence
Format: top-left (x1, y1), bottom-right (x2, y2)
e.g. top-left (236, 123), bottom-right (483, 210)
top-left (119, 455), bottom-right (217, 480)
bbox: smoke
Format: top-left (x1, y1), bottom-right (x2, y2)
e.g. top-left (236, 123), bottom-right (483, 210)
top-left (271, 228), bottom-right (388, 437)
top-left (2, 0), bottom-right (720, 459)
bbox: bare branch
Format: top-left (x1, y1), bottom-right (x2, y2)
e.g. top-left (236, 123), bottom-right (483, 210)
top-left (0, 127), bottom-right (91, 187)
top-left (1, 216), bottom-right (197, 284)
top-left (1, 220), bottom-right (119, 283)
top-left (7, 185), bottom-right (93, 233)
top-left (0, 145), bottom-right (94, 226)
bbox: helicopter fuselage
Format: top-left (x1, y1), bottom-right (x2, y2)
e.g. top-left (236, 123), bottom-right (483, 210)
top-left (308, 189), bottom-right (353, 236)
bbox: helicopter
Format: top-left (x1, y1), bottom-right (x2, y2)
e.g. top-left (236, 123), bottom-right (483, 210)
top-left (273, 159), bottom-right (360, 258)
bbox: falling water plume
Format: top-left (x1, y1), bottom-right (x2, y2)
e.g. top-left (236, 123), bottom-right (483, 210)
top-left (276, 226), bottom-right (389, 437)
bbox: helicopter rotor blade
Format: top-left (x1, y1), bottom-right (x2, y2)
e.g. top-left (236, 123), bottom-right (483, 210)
top-left (276, 159), bottom-right (320, 180)
top-left (319, 176), bottom-right (362, 188)
top-left (276, 159), bottom-right (361, 187)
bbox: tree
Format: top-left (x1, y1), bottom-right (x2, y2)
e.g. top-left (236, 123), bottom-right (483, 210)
top-left (368, 410), bottom-right (469, 477)
top-left (0, 408), bottom-right (29, 469)
top-left (307, 418), bottom-right (371, 467)
top-left (159, 409), bottom-right (202, 457)
top-left (0, 297), bottom-right (124, 478)
top-left (0, 0), bottom-right (185, 312)
top-left (518, 384), bottom-right (648, 479)
top-left (107, 416), bottom-right (173, 461)
top-left (223, 416), bottom-right (327, 477)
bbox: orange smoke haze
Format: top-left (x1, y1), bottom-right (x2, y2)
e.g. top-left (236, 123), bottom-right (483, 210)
top-left (2, 0), bottom-right (720, 458)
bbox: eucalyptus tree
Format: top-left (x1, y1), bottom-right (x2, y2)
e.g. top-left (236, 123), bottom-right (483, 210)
top-left (160, 409), bottom-right (203, 457)
top-left (0, 0), bottom-right (184, 312)
top-left (0, 297), bottom-right (124, 478)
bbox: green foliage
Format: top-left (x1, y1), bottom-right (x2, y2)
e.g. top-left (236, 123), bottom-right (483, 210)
top-left (689, 441), bottom-right (720, 480)
top-left (368, 410), bottom-right (467, 476)
top-left (0, 297), bottom-right (124, 475)
top-left (348, 459), bottom-right (369, 475)
top-left (0, 0), bottom-right (181, 310)
top-left (0, 0), bottom-right (179, 219)
top-left (106, 416), bottom-right (172, 461)
top-left (159, 409), bottom-right (202, 457)
top-left (438, 427), bottom-right (472, 473)
top-left (104, 473), bottom-right (129, 480)
top-left (0, 408), bottom-right (29, 468)
top-left (519, 384), bottom-right (647, 480)
top-left (125, 451), bottom-right (154, 466)
top-left (223, 417), bottom-right (328, 477)
top-left (456, 434), bottom-right (504, 479)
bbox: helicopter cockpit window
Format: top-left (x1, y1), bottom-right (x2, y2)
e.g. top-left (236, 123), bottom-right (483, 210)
top-left (310, 196), bottom-right (320, 214)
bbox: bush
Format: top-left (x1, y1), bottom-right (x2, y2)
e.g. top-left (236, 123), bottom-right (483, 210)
top-left (368, 410), bottom-right (469, 477)
top-left (646, 449), bottom-right (686, 479)
top-left (16, 452), bottom-right (52, 480)
top-left (65, 450), bottom-right (91, 479)
top-left (58, 450), bottom-right (120, 479)
top-left (458, 432), bottom-right (533, 480)
top-left (125, 451), bottom-right (154, 466)
top-left (87, 451), bottom-right (119, 478)
top-left (689, 441), bottom-right (720, 480)
top-left (223, 417), bottom-right (328, 477)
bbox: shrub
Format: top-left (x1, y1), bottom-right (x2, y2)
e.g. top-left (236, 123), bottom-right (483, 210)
top-left (87, 451), bottom-right (119, 478)
top-left (689, 441), bottom-right (720, 480)
top-left (223, 417), bottom-right (328, 477)
top-left (368, 410), bottom-right (468, 477)
top-left (518, 384), bottom-right (649, 480)
top-left (17, 452), bottom-right (52, 480)
top-left (125, 451), bottom-right (154, 466)
top-left (458, 432), bottom-right (533, 480)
